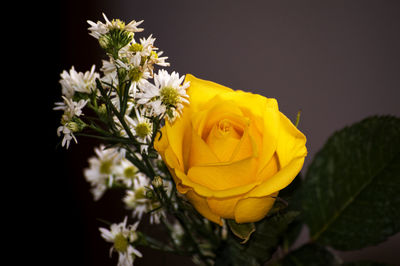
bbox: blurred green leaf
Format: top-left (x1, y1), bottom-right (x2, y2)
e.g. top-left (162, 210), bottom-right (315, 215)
top-left (273, 243), bottom-right (340, 266)
top-left (300, 116), bottom-right (400, 250)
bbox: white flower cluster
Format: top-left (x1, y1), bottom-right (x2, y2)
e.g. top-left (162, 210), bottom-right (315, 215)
top-left (55, 13), bottom-right (190, 152)
top-left (84, 145), bottom-right (168, 224)
top-left (54, 65), bottom-right (99, 148)
top-left (56, 13), bottom-right (191, 266)
top-left (84, 145), bottom-right (133, 200)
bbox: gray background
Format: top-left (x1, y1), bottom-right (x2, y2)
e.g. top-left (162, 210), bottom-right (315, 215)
top-left (48, 0), bottom-right (400, 265)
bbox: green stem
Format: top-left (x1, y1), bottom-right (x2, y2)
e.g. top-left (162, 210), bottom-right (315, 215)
top-left (76, 133), bottom-right (131, 144)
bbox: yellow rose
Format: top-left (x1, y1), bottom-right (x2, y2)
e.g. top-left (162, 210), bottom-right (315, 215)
top-left (154, 74), bottom-right (307, 225)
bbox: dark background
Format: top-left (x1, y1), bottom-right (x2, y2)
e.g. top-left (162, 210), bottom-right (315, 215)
top-left (32, 0), bottom-right (400, 265)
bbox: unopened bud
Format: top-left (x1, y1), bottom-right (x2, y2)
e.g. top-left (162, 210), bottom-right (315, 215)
top-left (152, 176), bottom-right (163, 188)
top-left (66, 121), bottom-right (79, 132)
top-left (98, 35), bottom-right (110, 49)
top-left (97, 103), bottom-right (108, 119)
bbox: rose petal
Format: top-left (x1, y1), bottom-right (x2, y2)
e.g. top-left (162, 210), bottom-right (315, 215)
top-left (246, 156), bottom-right (305, 198)
top-left (185, 190), bottom-right (222, 225)
top-left (256, 153), bottom-right (280, 182)
top-left (234, 192), bottom-right (278, 223)
top-left (189, 127), bottom-right (219, 168)
top-left (174, 168), bottom-right (260, 198)
top-left (276, 112), bottom-right (307, 168)
top-left (185, 74), bottom-right (233, 113)
top-left (187, 157), bottom-right (258, 190)
top-left (207, 195), bottom-right (242, 219)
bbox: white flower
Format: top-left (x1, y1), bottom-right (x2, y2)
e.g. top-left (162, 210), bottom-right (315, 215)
top-left (59, 65), bottom-right (99, 98)
top-left (54, 97), bottom-right (88, 120)
top-left (102, 53), bottom-right (150, 96)
top-left (126, 53), bottom-right (151, 85)
top-left (99, 217), bottom-right (142, 266)
top-left (128, 35), bottom-right (157, 58)
top-left (137, 70), bottom-right (190, 122)
top-left (130, 108), bottom-right (153, 152)
top-left (87, 18), bottom-right (108, 39)
top-left (54, 97), bottom-right (88, 149)
top-left (147, 50), bottom-right (169, 69)
top-left (101, 59), bottom-right (117, 75)
top-left (56, 124), bottom-right (77, 149)
top-left (87, 13), bottom-right (143, 39)
top-left (84, 145), bottom-right (123, 201)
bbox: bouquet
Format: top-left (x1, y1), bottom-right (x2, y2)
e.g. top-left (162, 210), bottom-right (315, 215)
top-left (54, 13), bottom-right (400, 266)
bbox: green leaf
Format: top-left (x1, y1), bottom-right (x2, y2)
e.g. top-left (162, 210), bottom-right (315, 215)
top-left (300, 116), bottom-right (400, 250)
top-left (227, 220), bottom-right (256, 244)
top-left (274, 243), bottom-right (340, 266)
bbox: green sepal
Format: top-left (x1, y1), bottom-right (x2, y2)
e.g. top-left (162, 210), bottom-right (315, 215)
top-left (227, 220), bottom-right (256, 244)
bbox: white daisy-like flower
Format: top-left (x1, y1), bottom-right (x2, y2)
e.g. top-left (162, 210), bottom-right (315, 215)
top-left (87, 18), bottom-right (108, 39)
top-left (54, 97), bottom-right (88, 120)
top-left (99, 217), bottom-right (142, 266)
top-left (120, 35), bottom-right (169, 77)
top-left (120, 36), bottom-right (152, 59)
top-left (130, 108), bottom-right (153, 146)
top-left (104, 52), bottom-right (150, 94)
top-left (146, 50), bottom-right (169, 69)
top-left (113, 108), bottom-right (152, 153)
top-left (59, 65), bottom-right (99, 98)
top-left (87, 13), bottom-right (143, 39)
top-left (127, 53), bottom-right (151, 84)
top-left (84, 145), bottom-right (123, 201)
top-left (136, 70), bottom-right (190, 122)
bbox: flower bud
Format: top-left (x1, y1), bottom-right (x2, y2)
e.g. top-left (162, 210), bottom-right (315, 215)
top-left (98, 35), bottom-right (110, 49)
top-left (66, 121), bottom-right (80, 132)
top-left (152, 176), bottom-right (163, 188)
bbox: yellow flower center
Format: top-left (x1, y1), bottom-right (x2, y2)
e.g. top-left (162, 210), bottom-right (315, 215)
top-left (111, 19), bottom-right (126, 29)
top-left (150, 50), bottom-right (158, 59)
top-left (124, 166), bottom-right (137, 178)
top-left (135, 122), bottom-right (152, 139)
top-left (135, 187), bottom-right (146, 199)
top-left (100, 160), bottom-right (113, 175)
top-left (113, 233), bottom-right (128, 253)
top-left (129, 67), bottom-right (143, 82)
top-left (160, 86), bottom-right (180, 106)
top-left (129, 43), bottom-right (143, 53)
